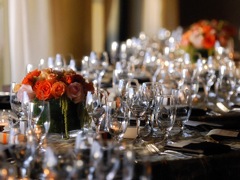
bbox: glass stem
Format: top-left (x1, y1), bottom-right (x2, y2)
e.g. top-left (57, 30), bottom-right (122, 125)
top-left (136, 117), bottom-right (141, 138)
top-left (203, 85), bottom-right (210, 105)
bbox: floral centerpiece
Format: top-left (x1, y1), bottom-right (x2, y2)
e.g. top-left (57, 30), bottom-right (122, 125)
top-left (180, 19), bottom-right (237, 62)
top-left (15, 68), bottom-right (94, 138)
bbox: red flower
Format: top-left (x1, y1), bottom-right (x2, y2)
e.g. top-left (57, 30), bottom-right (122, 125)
top-left (181, 19), bottom-right (237, 50)
top-left (35, 80), bottom-right (52, 100)
top-left (18, 67), bottom-right (95, 103)
top-left (22, 69), bottom-right (41, 86)
top-left (51, 81), bottom-right (66, 99)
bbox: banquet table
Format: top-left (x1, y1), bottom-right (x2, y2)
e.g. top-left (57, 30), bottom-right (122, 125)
top-left (2, 87), bottom-right (240, 179)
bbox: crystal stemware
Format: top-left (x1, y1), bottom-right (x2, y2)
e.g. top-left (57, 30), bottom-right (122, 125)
top-left (88, 51), bottom-right (109, 89)
top-left (28, 101), bottom-right (50, 151)
top-left (141, 82), bottom-right (162, 139)
top-left (10, 82), bottom-right (26, 120)
top-left (8, 127), bottom-right (36, 179)
top-left (125, 86), bottom-right (149, 145)
top-left (172, 88), bottom-right (193, 139)
top-left (85, 88), bottom-right (108, 134)
top-left (216, 63), bottom-right (237, 106)
top-left (154, 94), bottom-right (176, 146)
top-left (197, 57), bottom-right (216, 108)
top-left (106, 99), bottom-right (129, 142)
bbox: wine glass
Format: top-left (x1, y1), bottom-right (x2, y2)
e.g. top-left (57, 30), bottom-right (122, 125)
top-left (94, 141), bottom-right (120, 180)
top-left (117, 78), bottom-right (140, 100)
top-left (85, 88), bottom-right (108, 135)
top-left (141, 82), bottom-right (162, 139)
top-left (216, 62), bottom-right (237, 107)
top-left (28, 101), bottom-right (50, 151)
top-left (197, 57), bottom-right (216, 107)
top-left (9, 82), bottom-right (25, 120)
top-left (172, 88), bottom-right (193, 139)
top-left (8, 127), bottom-right (36, 179)
top-left (106, 99), bottom-right (129, 142)
top-left (154, 94), bottom-right (176, 146)
top-left (88, 51), bottom-right (109, 89)
top-left (125, 86), bottom-right (149, 145)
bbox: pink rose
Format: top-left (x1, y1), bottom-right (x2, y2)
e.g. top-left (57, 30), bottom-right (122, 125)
top-left (17, 84), bottom-right (35, 102)
top-left (66, 82), bottom-right (84, 104)
top-left (189, 30), bottom-right (204, 49)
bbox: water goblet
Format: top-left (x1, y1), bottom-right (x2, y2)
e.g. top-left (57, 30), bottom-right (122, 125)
top-left (125, 86), bottom-right (149, 145)
top-left (154, 94), bottom-right (176, 146)
top-left (94, 141), bottom-right (120, 180)
top-left (172, 88), bottom-right (193, 139)
top-left (10, 82), bottom-right (26, 120)
top-left (28, 101), bottom-right (50, 151)
top-left (8, 127), bottom-right (36, 179)
top-left (106, 99), bottom-right (129, 142)
top-left (141, 82), bottom-right (162, 139)
top-left (216, 63), bottom-right (237, 107)
top-left (197, 57), bottom-right (216, 107)
top-left (85, 88), bottom-right (108, 135)
top-left (117, 78), bottom-right (139, 99)
top-left (88, 51), bottom-right (109, 89)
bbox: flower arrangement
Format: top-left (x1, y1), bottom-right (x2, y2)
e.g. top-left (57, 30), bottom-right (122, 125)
top-left (180, 19), bottom-right (237, 62)
top-left (15, 68), bottom-right (95, 138)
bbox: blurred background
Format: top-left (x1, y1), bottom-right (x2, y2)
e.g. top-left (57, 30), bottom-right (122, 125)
top-left (0, 0), bottom-right (240, 89)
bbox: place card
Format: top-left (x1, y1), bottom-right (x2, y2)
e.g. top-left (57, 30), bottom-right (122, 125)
top-left (123, 126), bottom-right (137, 139)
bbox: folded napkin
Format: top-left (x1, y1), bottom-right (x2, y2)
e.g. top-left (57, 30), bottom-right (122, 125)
top-left (165, 141), bottom-right (232, 155)
top-left (190, 112), bottom-right (240, 130)
top-left (207, 129), bottom-right (240, 141)
top-left (184, 120), bottom-right (222, 132)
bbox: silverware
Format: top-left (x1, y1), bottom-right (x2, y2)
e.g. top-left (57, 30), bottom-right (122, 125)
top-left (146, 144), bottom-right (194, 158)
top-left (216, 102), bottom-right (240, 113)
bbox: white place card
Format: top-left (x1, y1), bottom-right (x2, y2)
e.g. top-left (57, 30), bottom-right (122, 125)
top-left (123, 126), bottom-right (137, 139)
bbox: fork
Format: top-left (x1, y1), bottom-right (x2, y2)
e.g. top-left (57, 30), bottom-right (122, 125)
top-left (146, 144), bottom-right (195, 158)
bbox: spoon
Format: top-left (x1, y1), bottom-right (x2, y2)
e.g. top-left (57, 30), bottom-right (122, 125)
top-left (216, 102), bottom-right (240, 113)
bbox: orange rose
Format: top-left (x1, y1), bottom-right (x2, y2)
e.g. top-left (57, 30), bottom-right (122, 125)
top-left (35, 80), bottom-right (52, 100)
top-left (51, 81), bottom-right (66, 99)
top-left (66, 82), bottom-right (84, 103)
top-left (22, 69), bottom-right (41, 86)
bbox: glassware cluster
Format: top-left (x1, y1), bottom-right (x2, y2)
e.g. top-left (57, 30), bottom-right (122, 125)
top-left (1, 24), bottom-right (240, 179)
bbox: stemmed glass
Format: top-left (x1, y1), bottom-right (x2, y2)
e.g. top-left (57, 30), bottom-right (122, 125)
top-left (10, 82), bottom-right (27, 121)
top-left (141, 82), bottom-right (162, 139)
top-left (8, 127), bottom-right (36, 179)
top-left (125, 85), bottom-right (149, 145)
top-left (28, 101), bottom-right (50, 151)
top-left (154, 94), bottom-right (176, 146)
top-left (216, 63), bottom-right (237, 106)
top-left (117, 78), bottom-right (140, 99)
top-left (106, 99), bottom-right (129, 142)
top-left (172, 88), bottom-right (193, 139)
top-left (93, 141), bottom-right (120, 180)
top-left (85, 88), bottom-right (108, 135)
top-left (197, 57), bottom-right (216, 107)
top-left (88, 51), bottom-right (109, 89)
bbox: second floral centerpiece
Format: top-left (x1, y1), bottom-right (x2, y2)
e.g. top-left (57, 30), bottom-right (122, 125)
top-left (15, 68), bottom-right (94, 138)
